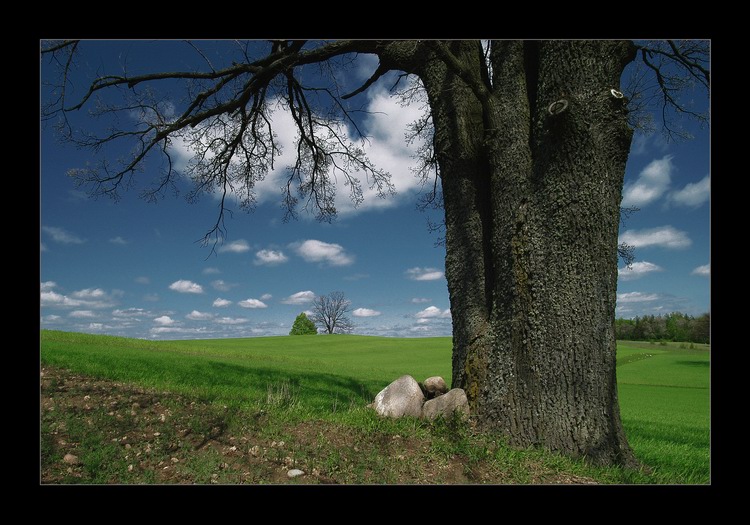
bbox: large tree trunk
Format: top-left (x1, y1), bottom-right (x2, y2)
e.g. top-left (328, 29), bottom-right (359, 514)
top-left (418, 40), bottom-right (638, 466)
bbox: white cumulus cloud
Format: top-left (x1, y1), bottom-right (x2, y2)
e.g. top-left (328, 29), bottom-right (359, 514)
top-left (42, 226), bottom-right (86, 244)
top-left (260, 293), bottom-right (273, 301)
top-left (186, 310), bottom-right (214, 320)
top-left (218, 239), bottom-right (250, 253)
top-left (691, 264), bottom-right (710, 277)
top-left (415, 306), bottom-right (451, 319)
top-left (617, 292), bottom-right (661, 303)
top-left (153, 315), bottom-right (175, 326)
top-left (215, 317), bottom-right (249, 325)
top-left (668, 175), bottom-right (710, 208)
top-left (212, 298), bottom-right (232, 307)
top-left (411, 297), bottom-right (431, 303)
top-left (619, 226), bottom-right (692, 250)
top-left (281, 291), bottom-right (316, 305)
top-left (406, 267), bottom-right (445, 281)
top-left (621, 155), bottom-right (674, 207)
top-left (109, 236), bottom-right (129, 245)
top-left (238, 298), bottom-right (268, 309)
top-left (113, 308), bottom-right (148, 318)
top-left (254, 249), bottom-right (289, 266)
top-left (618, 261), bottom-right (664, 281)
top-left (353, 308), bottom-right (382, 317)
top-left (292, 240), bottom-right (354, 266)
top-left (211, 280), bottom-right (233, 292)
top-left (41, 281), bottom-right (57, 292)
top-left (69, 310), bottom-right (96, 318)
top-left (169, 280), bottom-right (204, 294)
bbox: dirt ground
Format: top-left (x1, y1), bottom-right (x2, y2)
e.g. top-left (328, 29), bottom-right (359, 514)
top-left (40, 366), bottom-right (598, 485)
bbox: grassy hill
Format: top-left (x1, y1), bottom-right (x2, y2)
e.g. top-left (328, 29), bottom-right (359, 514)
top-left (40, 330), bottom-right (709, 484)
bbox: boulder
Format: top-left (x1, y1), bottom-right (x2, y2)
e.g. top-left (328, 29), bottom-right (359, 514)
top-left (422, 376), bottom-right (448, 399)
top-left (421, 388), bottom-right (469, 420)
top-left (372, 375), bottom-right (425, 418)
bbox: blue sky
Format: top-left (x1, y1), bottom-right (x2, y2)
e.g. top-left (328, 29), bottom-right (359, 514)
top-left (40, 40), bottom-right (710, 340)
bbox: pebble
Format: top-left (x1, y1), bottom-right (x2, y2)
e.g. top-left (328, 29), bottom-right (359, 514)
top-left (287, 469), bottom-right (304, 478)
top-left (63, 453), bottom-right (79, 465)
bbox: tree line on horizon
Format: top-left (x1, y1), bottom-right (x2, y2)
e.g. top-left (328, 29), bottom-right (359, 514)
top-left (615, 312), bottom-right (710, 344)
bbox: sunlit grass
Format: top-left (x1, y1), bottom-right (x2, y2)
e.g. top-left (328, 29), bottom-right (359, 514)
top-left (40, 330), bottom-right (709, 483)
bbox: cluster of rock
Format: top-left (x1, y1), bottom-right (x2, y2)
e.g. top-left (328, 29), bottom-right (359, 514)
top-left (368, 375), bottom-right (469, 420)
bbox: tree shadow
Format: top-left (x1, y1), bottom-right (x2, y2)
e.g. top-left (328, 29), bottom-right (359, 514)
top-left (675, 361), bottom-right (709, 368)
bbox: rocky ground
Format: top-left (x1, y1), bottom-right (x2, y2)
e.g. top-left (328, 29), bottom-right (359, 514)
top-left (40, 365), bottom-right (598, 485)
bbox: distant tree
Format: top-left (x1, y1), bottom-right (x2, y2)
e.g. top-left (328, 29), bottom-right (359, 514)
top-left (310, 291), bottom-right (353, 334)
top-left (289, 312), bottom-right (318, 335)
top-left (691, 313), bottom-right (711, 344)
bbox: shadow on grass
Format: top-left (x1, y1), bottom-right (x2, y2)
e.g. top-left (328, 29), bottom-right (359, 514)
top-left (675, 360), bottom-right (710, 368)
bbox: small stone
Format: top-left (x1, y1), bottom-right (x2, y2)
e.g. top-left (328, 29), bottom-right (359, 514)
top-left (423, 376), bottom-right (449, 399)
top-left (128, 464), bottom-right (134, 472)
top-left (154, 432), bottom-right (161, 437)
top-left (229, 446), bottom-right (237, 452)
top-left (83, 395), bottom-right (90, 401)
top-left (421, 388), bottom-right (470, 420)
top-left (63, 453), bottom-right (79, 465)
top-left (287, 469), bottom-right (305, 478)
top-left (171, 457), bottom-right (179, 463)
top-left (249, 446), bottom-right (260, 457)
top-left (372, 375), bottom-right (425, 418)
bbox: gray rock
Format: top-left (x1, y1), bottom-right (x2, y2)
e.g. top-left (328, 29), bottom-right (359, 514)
top-left (372, 375), bottom-right (425, 418)
top-left (421, 388), bottom-right (469, 420)
top-left (287, 469), bottom-right (305, 478)
top-left (423, 376), bottom-right (448, 399)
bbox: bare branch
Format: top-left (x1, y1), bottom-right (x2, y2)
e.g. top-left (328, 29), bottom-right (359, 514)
top-left (342, 63), bottom-right (389, 99)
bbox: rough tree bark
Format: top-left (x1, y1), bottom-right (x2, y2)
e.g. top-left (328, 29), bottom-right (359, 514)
top-left (409, 40), bottom-right (638, 466)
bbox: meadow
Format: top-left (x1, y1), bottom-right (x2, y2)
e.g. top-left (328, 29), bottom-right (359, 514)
top-left (40, 330), bottom-right (710, 484)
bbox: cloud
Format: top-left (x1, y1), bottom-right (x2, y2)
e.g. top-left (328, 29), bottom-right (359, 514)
top-left (618, 261), bottom-right (664, 281)
top-left (281, 291), bottom-right (316, 305)
top-left (691, 264), bottom-right (710, 277)
top-left (186, 310), bottom-right (214, 320)
top-left (109, 236), bottom-right (129, 245)
top-left (203, 267), bottom-right (221, 275)
top-left (211, 280), bottom-right (233, 292)
top-left (292, 240), bottom-right (354, 266)
top-left (150, 326), bottom-right (207, 335)
top-left (42, 314), bottom-right (62, 322)
top-left (353, 308), bottom-right (382, 317)
top-left (215, 317), bottom-right (249, 325)
top-left (212, 298), bottom-right (232, 307)
top-left (219, 239), bottom-right (250, 253)
top-left (405, 267), bottom-right (445, 281)
top-left (41, 281), bottom-right (57, 292)
top-left (41, 287), bottom-right (118, 309)
top-left (668, 175), bottom-right (710, 208)
top-left (621, 155), bottom-right (673, 207)
top-left (112, 308), bottom-right (149, 318)
top-left (260, 294), bottom-right (273, 301)
top-left (238, 298), bottom-right (268, 309)
top-left (619, 226), bottom-right (692, 250)
top-left (71, 288), bottom-right (108, 300)
top-left (134, 276), bottom-right (150, 285)
top-left (254, 249), bottom-right (289, 266)
top-left (169, 280), bottom-right (204, 294)
top-left (153, 315), bottom-right (175, 326)
top-left (69, 310), bottom-right (96, 318)
top-left (617, 292), bottom-right (661, 303)
top-left (415, 306), bottom-right (451, 319)
top-left (42, 226), bottom-right (86, 244)
top-left (411, 297), bottom-right (431, 303)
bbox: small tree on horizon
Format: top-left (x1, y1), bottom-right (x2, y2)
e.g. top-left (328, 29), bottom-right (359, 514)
top-left (310, 291), bottom-right (353, 334)
top-left (289, 312), bottom-right (318, 335)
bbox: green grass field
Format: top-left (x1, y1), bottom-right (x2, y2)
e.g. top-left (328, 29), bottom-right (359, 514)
top-left (40, 330), bottom-right (710, 484)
